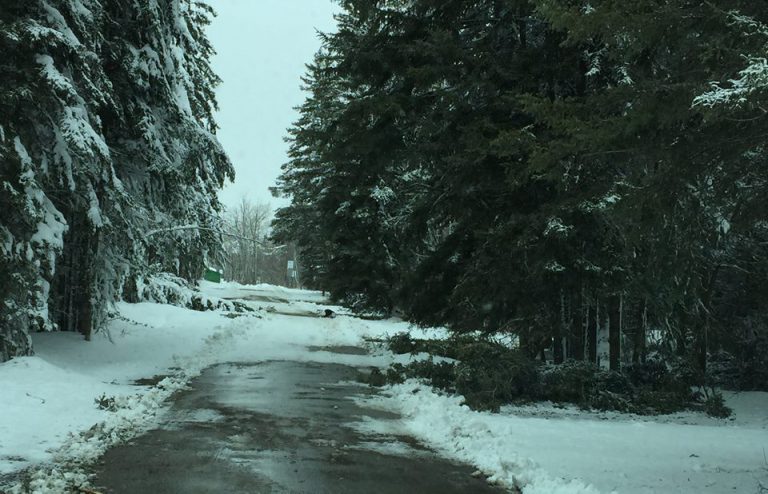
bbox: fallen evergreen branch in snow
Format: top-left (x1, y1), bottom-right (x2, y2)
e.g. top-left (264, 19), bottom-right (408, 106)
top-left (382, 333), bottom-right (732, 417)
top-left (135, 273), bottom-right (253, 314)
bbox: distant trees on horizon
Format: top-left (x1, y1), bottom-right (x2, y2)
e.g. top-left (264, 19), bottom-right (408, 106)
top-left (221, 198), bottom-right (296, 287)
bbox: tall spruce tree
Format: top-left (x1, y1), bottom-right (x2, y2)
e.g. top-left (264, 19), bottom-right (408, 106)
top-left (533, 0), bottom-right (768, 370)
top-left (275, 0), bottom-right (768, 381)
top-left (0, 0), bottom-right (232, 361)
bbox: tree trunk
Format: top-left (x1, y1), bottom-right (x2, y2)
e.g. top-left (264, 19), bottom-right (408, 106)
top-left (75, 226), bottom-right (96, 340)
top-left (675, 328), bottom-right (687, 357)
top-left (609, 295), bottom-right (621, 371)
top-left (51, 212), bottom-right (96, 340)
top-left (554, 292), bottom-right (565, 364)
top-left (587, 302), bottom-right (598, 364)
top-left (693, 266), bottom-right (721, 374)
top-left (632, 299), bottom-right (647, 363)
top-left (568, 285), bottom-right (586, 360)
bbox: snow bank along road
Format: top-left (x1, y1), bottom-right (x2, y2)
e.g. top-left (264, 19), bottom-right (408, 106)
top-left (1, 281), bottom-right (766, 493)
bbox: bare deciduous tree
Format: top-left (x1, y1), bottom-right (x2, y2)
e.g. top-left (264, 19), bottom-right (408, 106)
top-left (222, 198), bottom-right (293, 285)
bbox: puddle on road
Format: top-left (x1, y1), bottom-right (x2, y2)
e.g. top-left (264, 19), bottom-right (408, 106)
top-left (228, 294), bottom-right (291, 304)
top-left (307, 345), bottom-right (369, 355)
top-left (132, 374), bottom-right (170, 386)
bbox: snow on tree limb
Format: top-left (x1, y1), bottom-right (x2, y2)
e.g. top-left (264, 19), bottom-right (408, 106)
top-left (693, 57), bottom-right (768, 108)
top-left (693, 11), bottom-right (768, 108)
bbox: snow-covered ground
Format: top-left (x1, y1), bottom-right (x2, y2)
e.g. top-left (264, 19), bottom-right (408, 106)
top-left (355, 384), bottom-right (768, 494)
top-left (1, 281), bottom-right (766, 493)
top-left (0, 282), bottom-right (430, 492)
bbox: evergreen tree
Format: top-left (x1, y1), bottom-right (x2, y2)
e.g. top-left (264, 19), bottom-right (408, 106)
top-left (275, 0), bottom-right (768, 382)
top-left (0, 0), bottom-right (232, 360)
top-left (534, 0), bottom-right (768, 370)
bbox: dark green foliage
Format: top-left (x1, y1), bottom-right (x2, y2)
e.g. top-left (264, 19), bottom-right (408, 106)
top-left (384, 335), bottom-right (540, 410)
top-left (703, 392), bottom-right (732, 419)
top-left (453, 342), bottom-right (541, 411)
top-left (707, 351), bottom-right (743, 390)
top-left (400, 360), bottom-right (459, 393)
top-left (357, 365), bottom-right (406, 387)
top-left (597, 371), bottom-right (634, 396)
top-left (388, 332), bottom-right (419, 355)
top-left (591, 390), bottom-right (633, 414)
top-left (729, 324), bottom-right (768, 392)
top-left (625, 360), bottom-right (672, 390)
top-left (385, 334), bottom-right (731, 415)
top-left (363, 367), bottom-right (388, 387)
top-left (626, 357), bottom-right (698, 398)
top-left (541, 361), bottom-right (598, 404)
top-left (275, 0), bottom-right (768, 388)
top-left (632, 390), bottom-right (691, 416)
top-left (541, 363), bottom-right (669, 413)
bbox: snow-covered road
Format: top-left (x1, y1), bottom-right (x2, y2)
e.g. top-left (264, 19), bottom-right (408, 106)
top-left (1, 281), bottom-right (766, 493)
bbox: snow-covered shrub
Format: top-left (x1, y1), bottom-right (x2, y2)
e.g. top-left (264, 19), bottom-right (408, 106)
top-left (384, 334), bottom-right (540, 411)
top-left (702, 392), bottom-right (732, 418)
top-left (339, 292), bottom-right (391, 318)
top-left (588, 371), bottom-right (636, 412)
top-left (733, 320), bottom-right (768, 391)
top-left (591, 389), bottom-right (633, 413)
top-left (595, 370), bottom-right (634, 395)
top-left (632, 388), bottom-right (690, 414)
top-left (417, 360), bottom-right (459, 393)
top-left (624, 359), bottom-right (671, 390)
top-left (540, 360), bottom-right (598, 404)
top-left (388, 332), bottom-right (418, 354)
top-left (134, 273), bottom-right (250, 313)
top-left (707, 350), bottom-right (742, 389)
top-left (383, 334), bottom-right (734, 415)
top-left (455, 358), bottom-right (538, 411)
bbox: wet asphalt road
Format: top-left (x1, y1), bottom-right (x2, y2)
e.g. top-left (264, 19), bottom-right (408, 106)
top-left (91, 359), bottom-right (507, 494)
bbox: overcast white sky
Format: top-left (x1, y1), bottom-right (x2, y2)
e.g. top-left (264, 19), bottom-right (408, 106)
top-left (206, 0), bottom-right (340, 211)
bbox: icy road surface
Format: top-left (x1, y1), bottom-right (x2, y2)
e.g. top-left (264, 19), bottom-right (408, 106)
top-left (91, 359), bottom-right (505, 494)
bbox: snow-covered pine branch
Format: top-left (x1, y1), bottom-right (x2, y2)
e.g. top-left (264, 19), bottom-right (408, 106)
top-left (144, 224), bottom-right (282, 249)
top-left (693, 11), bottom-right (768, 108)
top-left (693, 57), bottom-right (768, 108)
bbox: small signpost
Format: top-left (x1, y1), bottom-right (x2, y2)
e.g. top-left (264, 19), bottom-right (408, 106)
top-left (286, 260), bottom-right (298, 287)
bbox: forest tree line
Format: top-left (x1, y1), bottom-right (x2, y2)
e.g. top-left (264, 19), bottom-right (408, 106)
top-left (273, 0), bottom-right (768, 389)
top-left (0, 0), bottom-right (232, 361)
